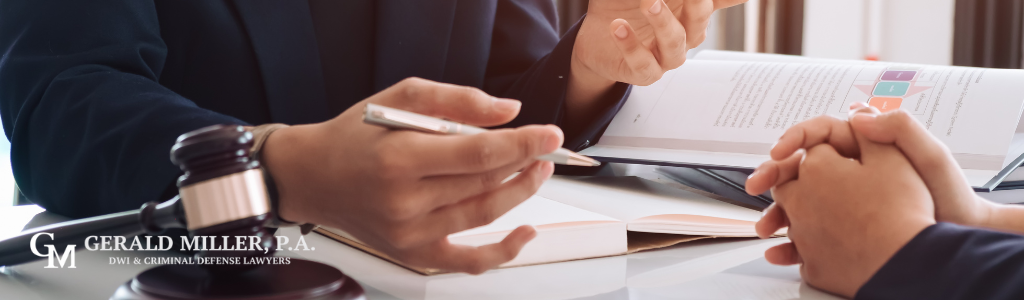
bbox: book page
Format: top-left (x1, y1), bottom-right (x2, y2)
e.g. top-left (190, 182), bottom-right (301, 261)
top-left (537, 176), bottom-right (762, 224)
top-left (596, 52), bottom-right (1024, 173)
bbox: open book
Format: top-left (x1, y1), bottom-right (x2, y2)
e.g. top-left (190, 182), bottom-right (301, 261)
top-left (315, 176), bottom-right (768, 275)
top-left (579, 51), bottom-right (1024, 191)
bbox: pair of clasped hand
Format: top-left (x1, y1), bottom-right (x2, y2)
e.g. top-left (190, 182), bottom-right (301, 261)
top-left (745, 102), bottom-right (1004, 297)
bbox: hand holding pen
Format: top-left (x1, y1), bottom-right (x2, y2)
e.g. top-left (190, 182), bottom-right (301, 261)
top-left (364, 103), bottom-right (601, 167)
top-left (262, 78), bottom-right (571, 274)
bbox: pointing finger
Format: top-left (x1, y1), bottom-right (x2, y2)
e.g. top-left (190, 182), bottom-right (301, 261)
top-left (380, 125), bottom-right (562, 177)
top-left (373, 77), bottom-right (521, 127)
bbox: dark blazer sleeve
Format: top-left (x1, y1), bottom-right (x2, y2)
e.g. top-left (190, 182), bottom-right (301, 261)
top-left (856, 222), bottom-right (1024, 300)
top-left (484, 0), bottom-right (631, 153)
top-left (0, 0), bottom-right (245, 217)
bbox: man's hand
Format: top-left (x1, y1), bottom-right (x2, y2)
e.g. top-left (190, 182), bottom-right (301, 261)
top-left (261, 78), bottom-right (563, 274)
top-left (575, 0), bottom-right (746, 86)
top-left (565, 0), bottom-right (746, 128)
top-left (760, 127), bottom-right (936, 298)
top-left (747, 103), bottom-right (995, 229)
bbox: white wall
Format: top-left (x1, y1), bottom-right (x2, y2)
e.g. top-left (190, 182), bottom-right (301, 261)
top-left (803, 0), bottom-right (866, 60)
top-left (879, 0), bottom-right (955, 65)
top-left (803, 0), bottom-right (955, 65)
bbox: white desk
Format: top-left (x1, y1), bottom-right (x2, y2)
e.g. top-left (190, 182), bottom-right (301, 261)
top-left (5, 183), bottom-right (1019, 300)
top-left (0, 205), bottom-right (844, 300)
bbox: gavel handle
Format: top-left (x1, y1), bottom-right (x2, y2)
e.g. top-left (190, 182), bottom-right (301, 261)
top-left (0, 197), bottom-right (186, 267)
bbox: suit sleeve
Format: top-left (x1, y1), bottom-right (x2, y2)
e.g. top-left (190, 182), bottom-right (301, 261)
top-left (0, 0), bottom-right (245, 218)
top-left (856, 222), bottom-right (1024, 300)
top-left (484, 0), bottom-right (631, 153)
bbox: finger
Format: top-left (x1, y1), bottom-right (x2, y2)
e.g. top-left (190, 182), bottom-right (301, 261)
top-left (380, 125), bottom-right (562, 176)
top-left (851, 109), bottom-right (959, 171)
top-left (802, 144), bottom-right (853, 170)
top-left (771, 115), bottom-right (860, 161)
top-left (417, 161), bottom-right (553, 244)
top-left (372, 77), bottom-right (521, 127)
top-left (849, 113), bottom-right (915, 167)
top-left (641, 0), bottom-right (688, 70)
top-left (755, 203), bottom-right (789, 239)
top-left (610, 19), bottom-right (664, 85)
top-left (850, 109), bottom-right (975, 215)
top-left (775, 144), bottom-right (854, 205)
top-left (405, 225), bottom-right (537, 275)
top-left (850, 101), bottom-right (869, 110)
top-left (678, 0), bottom-right (715, 47)
top-left (764, 242), bottom-right (802, 265)
top-left (713, 0), bottom-right (749, 10)
top-left (421, 158), bottom-right (538, 208)
top-left (746, 149), bottom-right (804, 196)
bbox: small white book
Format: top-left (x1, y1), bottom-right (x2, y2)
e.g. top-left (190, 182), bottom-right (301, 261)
top-left (580, 50), bottom-right (1024, 191)
top-left (316, 176), bottom-right (767, 275)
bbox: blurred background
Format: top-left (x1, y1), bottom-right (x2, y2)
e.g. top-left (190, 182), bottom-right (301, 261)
top-left (559, 0), bottom-right (1022, 68)
top-left (2, 0), bottom-right (1023, 206)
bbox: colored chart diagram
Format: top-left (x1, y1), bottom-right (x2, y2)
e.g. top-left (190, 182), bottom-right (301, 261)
top-left (853, 67), bottom-right (933, 113)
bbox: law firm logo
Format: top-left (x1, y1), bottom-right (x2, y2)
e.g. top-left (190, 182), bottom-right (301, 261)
top-left (30, 232), bottom-right (76, 268)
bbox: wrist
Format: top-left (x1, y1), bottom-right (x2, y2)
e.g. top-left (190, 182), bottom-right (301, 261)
top-left (260, 125), bottom-right (311, 224)
top-left (568, 49), bottom-right (616, 105)
top-left (970, 196), bottom-right (997, 228)
top-left (978, 199), bottom-right (1024, 234)
top-left (566, 46), bottom-right (617, 129)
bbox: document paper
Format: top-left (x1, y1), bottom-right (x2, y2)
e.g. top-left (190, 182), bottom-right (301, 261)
top-left (583, 51), bottom-right (1024, 188)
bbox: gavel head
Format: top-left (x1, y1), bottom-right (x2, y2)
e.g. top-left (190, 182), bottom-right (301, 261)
top-left (170, 125), bottom-right (276, 274)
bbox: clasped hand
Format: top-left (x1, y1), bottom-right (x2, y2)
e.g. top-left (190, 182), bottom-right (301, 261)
top-left (745, 103), bottom-right (997, 297)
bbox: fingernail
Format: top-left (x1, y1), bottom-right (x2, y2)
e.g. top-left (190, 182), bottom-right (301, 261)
top-left (543, 125), bottom-right (564, 153)
top-left (493, 98), bottom-right (521, 113)
top-left (851, 113), bottom-right (878, 126)
top-left (614, 25), bottom-right (629, 39)
top-left (520, 225), bottom-right (539, 241)
top-left (649, 0), bottom-right (662, 15)
top-left (748, 168), bottom-right (760, 180)
top-left (848, 102), bottom-right (873, 117)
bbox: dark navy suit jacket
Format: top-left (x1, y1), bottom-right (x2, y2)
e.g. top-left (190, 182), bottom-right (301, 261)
top-left (856, 222), bottom-right (1024, 300)
top-left (0, 0), bottom-right (628, 218)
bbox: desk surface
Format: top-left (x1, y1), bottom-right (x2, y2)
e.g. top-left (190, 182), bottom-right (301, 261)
top-left (2, 183), bottom-right (1021, 300)
top-left (0, 204), bottom-right (838, 300)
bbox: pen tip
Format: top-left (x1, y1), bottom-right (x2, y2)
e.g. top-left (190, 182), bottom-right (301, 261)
top-left (567, 152), bottom-right (602, 167)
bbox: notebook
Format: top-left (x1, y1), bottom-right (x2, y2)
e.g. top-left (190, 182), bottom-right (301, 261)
top-left (579, 50), bottom-right (1024, 191)
top-left (315, 176), bottom-right (771, 275)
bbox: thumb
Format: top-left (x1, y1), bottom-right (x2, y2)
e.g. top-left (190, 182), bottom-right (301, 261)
top-left (850, 108), bottom-right (976, 211)
top-left (850, 123), bottom-right (899, 166)
top-left (850, 109), bottom-right (962, 172)
top-left (372, 77), bottom-right (521, 127)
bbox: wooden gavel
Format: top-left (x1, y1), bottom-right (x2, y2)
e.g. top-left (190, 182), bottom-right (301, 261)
top-left (0, 125), bottom-right (363, 300)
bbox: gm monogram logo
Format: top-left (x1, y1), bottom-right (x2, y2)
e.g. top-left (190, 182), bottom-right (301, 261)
top-left (30, 232), bottom-right (76, 268)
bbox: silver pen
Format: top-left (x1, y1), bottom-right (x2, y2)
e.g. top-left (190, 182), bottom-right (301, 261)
top-left (363, 103), bottom-right (601, 167)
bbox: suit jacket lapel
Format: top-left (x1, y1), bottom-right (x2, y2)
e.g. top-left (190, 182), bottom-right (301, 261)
top-left (444, 0), bottom-right (497, 89)
top-left (232, 0), bottom-right (330, 125)
top-left (374, 0), bottom-right (458, 91)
